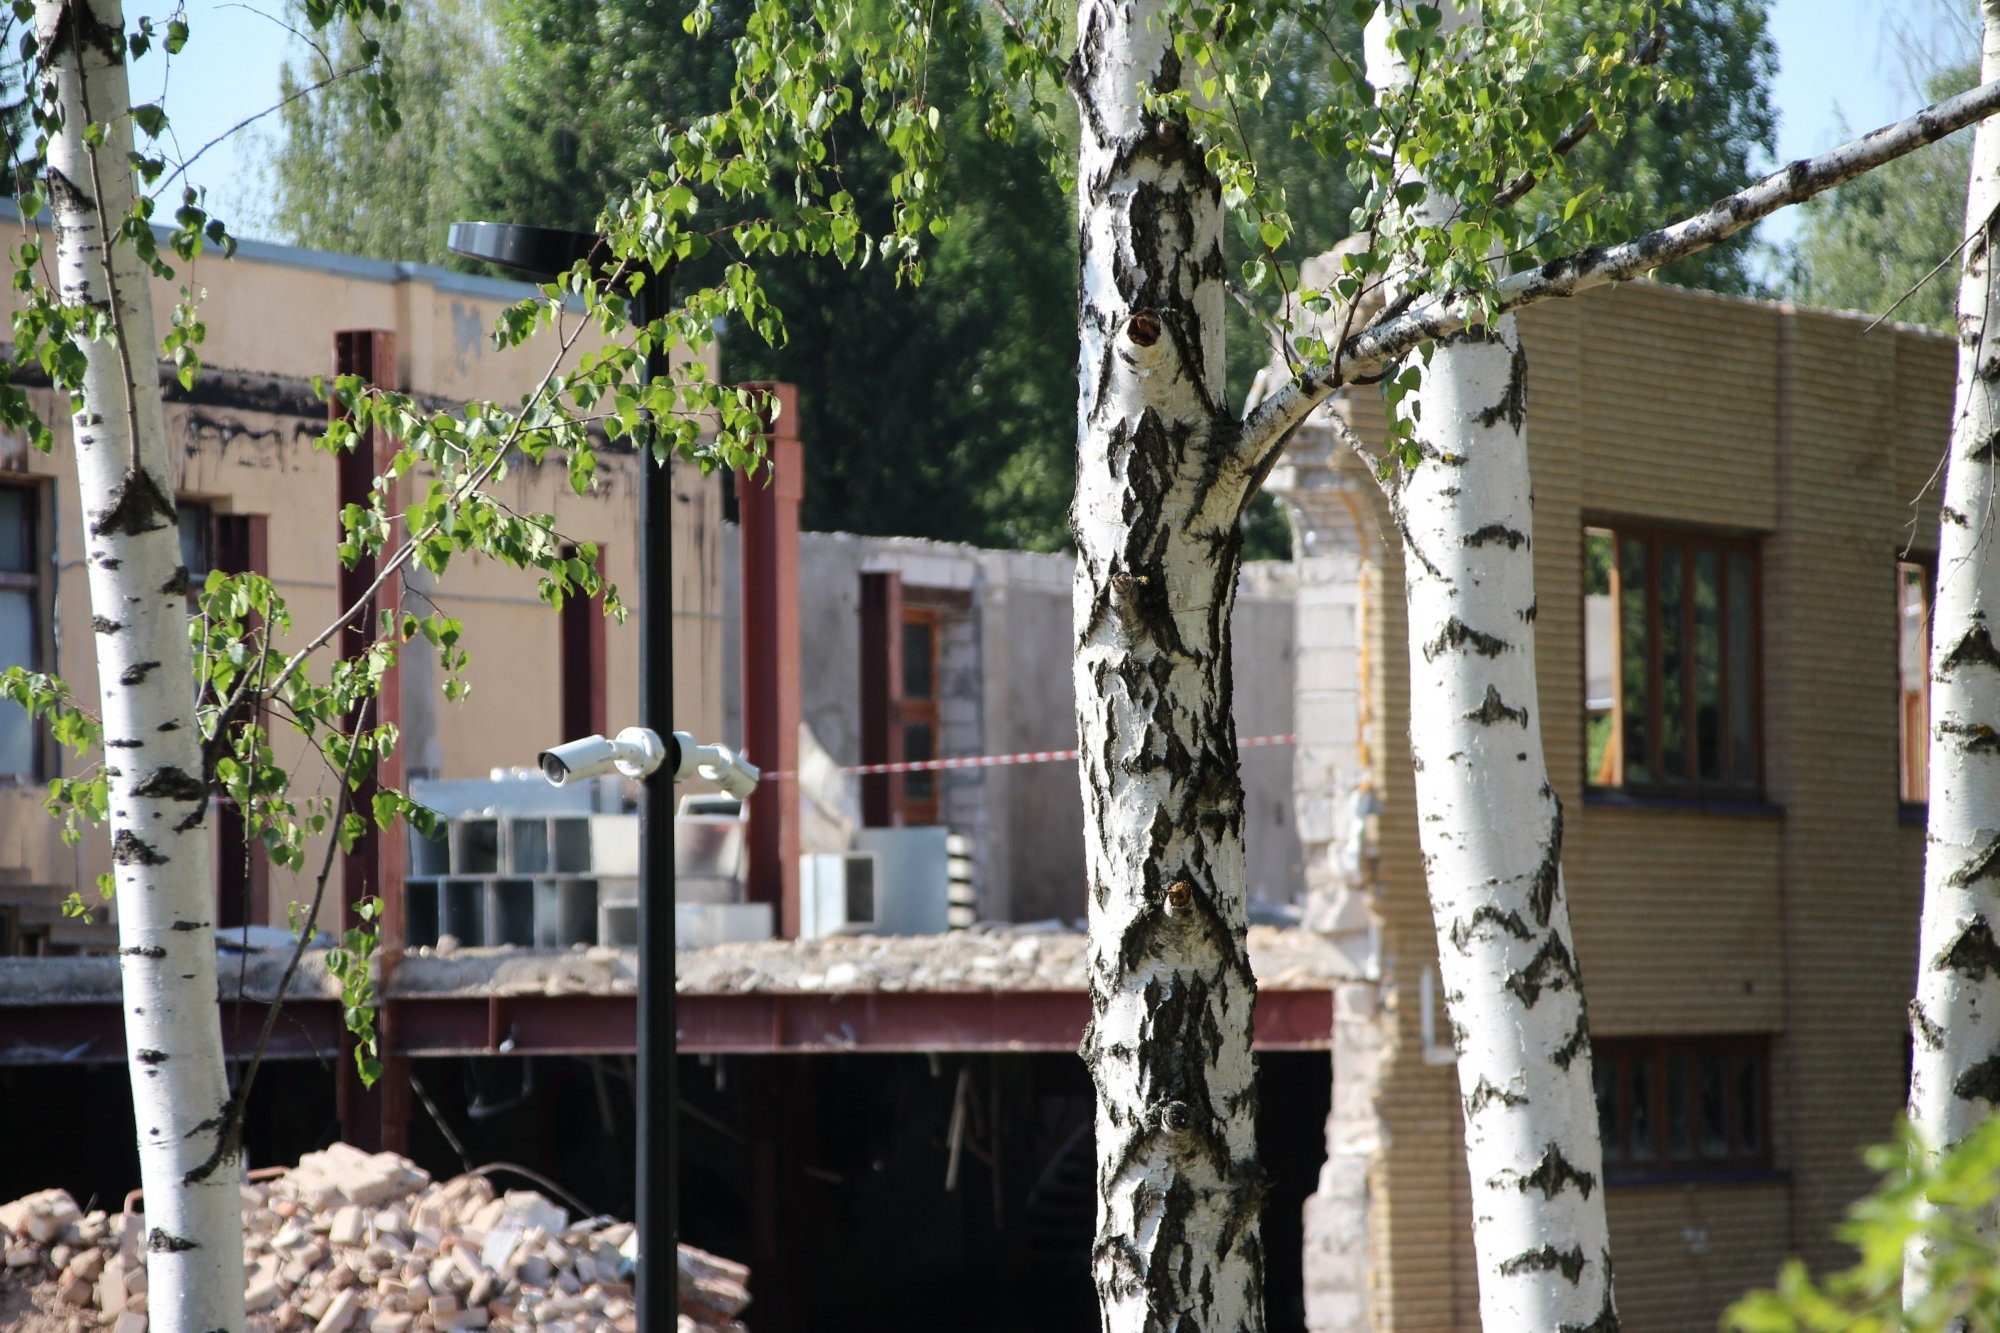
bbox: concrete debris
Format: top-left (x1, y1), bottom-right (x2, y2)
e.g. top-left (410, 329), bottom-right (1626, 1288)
top-left (0, 1152), bottom-right (751, 1333)
top-left (672, 923), bottom-right (1362, 994)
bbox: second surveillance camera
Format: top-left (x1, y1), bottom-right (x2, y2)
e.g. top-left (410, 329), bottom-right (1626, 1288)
top-left (537, 727), bottom-right (668, 786)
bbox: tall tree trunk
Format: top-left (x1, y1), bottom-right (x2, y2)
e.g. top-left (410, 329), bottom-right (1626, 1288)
top-left (1908, 0), bottom-right (2000, 1303)
top-left (1071, 2), bottom-right (1269, 1327)
top-left (37, 2), bottom-right (244, 1329)
top-left (1367, 7), bottom-right (1615, 1329)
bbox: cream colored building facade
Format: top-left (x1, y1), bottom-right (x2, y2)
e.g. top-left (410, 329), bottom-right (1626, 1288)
top-left (0, 209), bottom-right (722, 943)
top-left (1279, 280), bottom-right (1949, 1330)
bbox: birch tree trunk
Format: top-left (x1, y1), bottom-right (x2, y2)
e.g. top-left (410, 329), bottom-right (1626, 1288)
top-left (37, 2), bottom-right (244, 1328)
top-left (1071, 1), bottom-right (1271, 1326)
top-left (1907, 0), bottom-right (2000, 1303)
top-left (1367, 7), bottom-right (1615, 1329)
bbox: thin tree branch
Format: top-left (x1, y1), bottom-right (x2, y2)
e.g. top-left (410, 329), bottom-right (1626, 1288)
top-left (155, 59), bottom-right (371, 198)
top-left (1238, 72), bottom-right (2000, 470)
top-left (1865, 200), bottom-right (2000, 334)
top-left (1490, 26), bottom-right (1666, 211)
top-left (189, 693), bottom-right (373, 1184)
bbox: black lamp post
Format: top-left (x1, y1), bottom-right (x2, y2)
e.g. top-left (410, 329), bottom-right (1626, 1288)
top-left (447, 222), bottom-right (679, 1329)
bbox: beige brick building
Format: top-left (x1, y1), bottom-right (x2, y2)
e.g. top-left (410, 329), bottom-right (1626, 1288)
top-left (1279, 279), bottom-right (1948, 1330)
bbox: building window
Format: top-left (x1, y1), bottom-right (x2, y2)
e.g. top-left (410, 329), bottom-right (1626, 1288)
top-left (902, 607), bottom-right (940, 825)
top-left (559, 542), bottom-right (608, 744)
top-left (0, 485), bottom-right (41, 778)
top-left (1900, 560), bottom-right (1932, 805)
top-left (1585, 525), bottom-right (1761, 795)
top-left (1593, 1036), bottom-right (1771, 1178)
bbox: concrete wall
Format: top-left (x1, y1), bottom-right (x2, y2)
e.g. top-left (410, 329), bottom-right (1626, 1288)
top-left (0, 214), bottom-right (724, 936)
top-left (725, 528), bottom-right (1301, 924)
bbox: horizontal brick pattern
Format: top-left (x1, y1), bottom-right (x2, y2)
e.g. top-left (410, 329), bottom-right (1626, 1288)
top-left (1349, 282), bottom-right (1952, 1330)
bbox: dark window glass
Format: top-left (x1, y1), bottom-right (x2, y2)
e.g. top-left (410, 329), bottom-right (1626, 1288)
top-left (179, 503), bottom-right (213, 588)
top-left (1590, 525), bottom-right (1760, 795)
top-left (1593, 1058), bottom-right (1621, 1161)
top-left (1629, 1054), bottom-right (1656, 1161)
top-left (1729, 550), bottom-right (1758, 782)
top-left (1736, 1055), bottom-right (1761, 1155)
top-left (1593, 1037), bottom-right (1771, 1180)
top-left (902, 620), bottom-right (934, 700)
top-left (904, 723), bottom-right (935, 800)
top-left (1619, 537), bottom-right (1650, 786)
top-left (1698, 1052), bottom-right (1729, 1157)
top-left (1694, 547), bottom-right (1722, 783)
top-left (1666, 1054), bottom-right (1692, 1159)
top-left (0, 488), bottom-right (30, 573)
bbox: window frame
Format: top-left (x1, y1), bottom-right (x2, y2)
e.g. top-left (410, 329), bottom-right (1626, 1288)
top-left (0, 479), bottom-right (50, 781)
top-left (1583, 519), bottom-right (1765, 799)
top-left (1593, 1034), bottom-right (1775, 1183)
top-left (1898, 554), bottom-right (1936, 809)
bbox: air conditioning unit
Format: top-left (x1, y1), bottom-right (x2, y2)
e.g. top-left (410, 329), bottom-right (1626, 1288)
top-left (799, 851), bottom-right (879, 938)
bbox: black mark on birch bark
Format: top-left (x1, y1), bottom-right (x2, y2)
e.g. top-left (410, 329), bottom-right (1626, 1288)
top-left (1474, 339), bottom-right (1528, 431)
top-left (1506, 934), bottom-right (1580, 1007)
top-left (119, 660), bottom-right (161, 686)
top-left (1464, 1076), bottom-right (1528, 1116)
top-left (133, 766), bottom-right (204, 801)
top-left (1520, 598), bottom-right (1538, 623)
top-left (173, 806), bottom-right (206, 832)
top-left (1938, 622), bottom-right (2000, 679)
top-left (1556, 1284), bottom-right (1621, 1333)
top-left (118, 945), bottom-right (165, 958)
top-left (1552, 1010), bottom-right (1591, 1069)
top-left (1954, 1051), bottom-right (2000, 1104)
top-left (1501, 1144), bottom-right (1597, 1200)
top-left (1911, 999), bottom-right (1945, 1050)
top-left (160, 565), bottom-right (189, 597)
top-left (1937, 718), bottom-right (2000, 754)
top-left (90, 468), bottom-right (175, 538)
top-left (1525, 790), bottom-right (1564, 927)
top-left (91, 616), bottom-right (121, 634)
top-left (111, 829), bottom-right (165, 865)
top-left (1934, 916), bottom-right (2000, 978)
top-left (1943, 504), bottom-right (1969, 526)
top-left (1450, 905), bottom-right (1531, 951)
top-left (1423, 617), bottom-right (1508, 662)
top-left (1464, 523), bottom-right (1528, 550)
top-left (1465, 684), bottom-right (1528, 727)
top-left (147, 1229), bottom-right (198, 1253)
top-left (135, 1048), bottom-right (166, 1064)
top-left (1499, 1244), bottom-right (1586, 1282)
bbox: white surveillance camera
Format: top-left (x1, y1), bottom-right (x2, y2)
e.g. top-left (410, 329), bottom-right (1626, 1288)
top-left (672, 731), bottom-right (761, 800)
top-left (538, 727), bottom-right (668, 786)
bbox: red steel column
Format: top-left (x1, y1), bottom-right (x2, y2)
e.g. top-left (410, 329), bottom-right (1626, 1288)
top-left (332, 329), bottom-right (410, 1152)
top-left (738, 383), bottom-right (802, 938)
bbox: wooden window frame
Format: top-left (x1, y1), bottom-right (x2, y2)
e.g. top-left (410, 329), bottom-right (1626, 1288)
top-left (1585, 520), bottom-right (1764, 798)
top-left (1593, 1034), bottom-right (1774, 1182)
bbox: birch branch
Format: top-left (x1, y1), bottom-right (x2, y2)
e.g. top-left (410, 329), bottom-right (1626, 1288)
top-left (1238, 72), bottom-right (2000, 468)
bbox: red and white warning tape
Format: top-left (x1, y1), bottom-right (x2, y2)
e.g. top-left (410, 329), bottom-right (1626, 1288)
top-left (768, 733), bottom-right (1295, 781)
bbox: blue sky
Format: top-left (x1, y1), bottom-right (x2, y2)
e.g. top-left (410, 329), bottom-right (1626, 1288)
top-left (154, 0), bottom-right (1977, 248)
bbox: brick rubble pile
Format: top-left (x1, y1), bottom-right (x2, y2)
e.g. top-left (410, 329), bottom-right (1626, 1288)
top-left (0, 1144), bottom-right (750, 1333)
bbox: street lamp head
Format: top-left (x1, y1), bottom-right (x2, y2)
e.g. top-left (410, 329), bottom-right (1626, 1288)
top-left (446, 221), bottom-right (605, 282)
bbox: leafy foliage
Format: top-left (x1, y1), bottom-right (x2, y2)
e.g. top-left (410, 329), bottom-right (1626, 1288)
top-left (1727, 1116), bottom-right (2000, 1332)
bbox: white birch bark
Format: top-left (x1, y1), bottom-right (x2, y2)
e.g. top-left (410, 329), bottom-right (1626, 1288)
top-left (36, 2), bottom-right (244, 1329)
top-left (1071, 1), bottom-right (1270, 1326)
top-left (1907, 1), bottom-right (2000, 1304)
top-left (1367, 7), bottom-right (1614, 1329)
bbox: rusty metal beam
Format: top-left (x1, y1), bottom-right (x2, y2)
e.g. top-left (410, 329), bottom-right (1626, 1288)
top-left (0, 987), bottom-right (1332, 1063)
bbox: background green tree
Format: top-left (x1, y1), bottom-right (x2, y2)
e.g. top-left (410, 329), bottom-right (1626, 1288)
top-left (264, 0), bottom-right (1781, 551)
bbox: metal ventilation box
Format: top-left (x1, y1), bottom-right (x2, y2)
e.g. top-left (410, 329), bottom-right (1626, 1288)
top-left (799, 851), bottom-right (879, 938)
